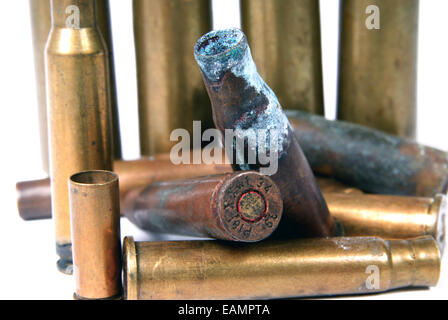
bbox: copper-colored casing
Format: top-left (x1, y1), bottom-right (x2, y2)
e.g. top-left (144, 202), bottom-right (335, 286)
top-left (29, 0), bottom-right (121, 173)
top-left (325, 193), bottom-right (447, 254)
top-left (133, 0), bottom-right (213, 155)
top-left (46, 0), bottom-right (113, 272)
top-left (241, 0), bottom-right (324, 114)
top-left (69, 171), bottom-right (121, 299)
top-left (337, 0), bottom-right (419, 138)
top-left (124, 171), bottom-right (283, 242)
top-left (17, 158), bottom-right (232, 221)
top-left (123, 236), bottom-right (440, 300)
top-left (194, 29), bottom-right (336, 237)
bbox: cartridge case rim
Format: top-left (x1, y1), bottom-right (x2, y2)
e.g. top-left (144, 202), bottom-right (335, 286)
top-left (216, 172), bottom-right (283, 242)
top-left (123, 236), bottom-right (138, 300)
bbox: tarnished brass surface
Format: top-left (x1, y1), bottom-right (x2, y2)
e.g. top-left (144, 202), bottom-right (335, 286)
top-left (96, 0), bottom-right (122, 159)
top-left (123, 236), bottom-right (440, 300)
top-left (195, 29), bottom-right (336, 238)
top-left (133, 0), bottom-right (213, 155)
top-left (241, 0), bottom-right (324, 114)
top-left (288, 110), bottom-right (448, 197)
top-left (123, 172), bottom-right (283, 242)
top-left (325, 193), bottom-right (447, 254)
top-left (337, 0), bottom-right (419, 138)
top-left (46, 0), bottom-right (113, 273)
top-left (69, 171), bottom-right (121, 299)
top-left (29, 0), bottom-right (51, 173)
top-left (29, 0), bottom-right (121, 172)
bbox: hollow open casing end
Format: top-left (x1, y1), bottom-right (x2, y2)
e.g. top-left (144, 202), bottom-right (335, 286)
top-left (69, 170), bottom-right (122, 300)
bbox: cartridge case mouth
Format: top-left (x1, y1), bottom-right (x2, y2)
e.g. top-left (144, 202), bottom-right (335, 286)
top-left (195, 28), bottom-right (244, 57)
top-left (70, 170), bottom-right (118, 187)
top-left (194, 28), bottom-right (250, 82)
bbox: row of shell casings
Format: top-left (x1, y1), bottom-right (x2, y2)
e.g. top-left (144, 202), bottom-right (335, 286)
top-left (32, 0), bottom-right (419, 171)
top-left (33, 0), bottom-right (422, 268)
top-left (68, 169), bottom-right (442, 300)
top-left (18, 158), bottom-right (447, 254)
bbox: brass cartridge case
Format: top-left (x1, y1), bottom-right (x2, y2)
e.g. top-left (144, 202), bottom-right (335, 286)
top-left (133, 0), bottom-right (213, 156)
top-left (69, 171), bottom-right (121, 299)
top-left (29, 0), bottom-right (51, 173)
top-left (194, 29), bottom-right (337, 237)
top-left (46, 0), bottom-right (113, 273)
top-left (123, 171), bottom-right (283, 242)
top-left (288, 110), bottom-right (448, 197)
top-left (29, 0), bottom-right (121, 172)
top-left (317, 177), bottom-right (363, 195)
top-left (337, 0), bottom-right (419, 138)
top-left (123, 236), bottom-right (441, 300)
top-left (241, 0), bottom-right (324, 114)
top-left (325, 193), bottom-right (447, 254)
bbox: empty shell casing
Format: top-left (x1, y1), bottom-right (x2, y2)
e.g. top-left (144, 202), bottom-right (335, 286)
top-left (241, 0), bottom-right (324, 114)
top-left (194, 29), bottom-right (337, 237)
top-left (124, 171), bottom-right (282, 242)
top-left (133, 0), bottom-right (214, 155)
top-left (325, 193), bottom-right (447, 254)
top-left (29, 0), bottom-right (51, 173)
top-left (337, 0), bottom-right (419, 138)
top-left (69, 171), bottom-right (121, 299)
top-left (288, 110), bottom-right (448, 197)
top-left (46, 0), bottom-right (114, 273)
top-left (123, 236), bottom-right (440, 300)
top-left (29, 0), bottom-right (121, 172)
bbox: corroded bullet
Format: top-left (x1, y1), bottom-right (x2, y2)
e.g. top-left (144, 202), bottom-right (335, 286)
top-left (194, 28), bottom-right (337, 237)
top-left (69, 171), bottom-right (121, 299)
top-left (29, 0), bottom-right (121, 173)
top-left (325, 193), bottom-right (447, 254)
top-left (46, 0), bottom-right (113, 273)
top-left (16, 157), bottom-right (232, 221)
top-left (241, 0), bottom-right (324, 114)
top-left (337, 0), bottom-right (419, 138)
top-left (123, 171), bottom-right (283, 242)
top-left (288, 110), bottom-right (448, 197)
top-left (123, 236), bottom-right (441, 300)
top-left (133, 0), bottom-right (214, 156)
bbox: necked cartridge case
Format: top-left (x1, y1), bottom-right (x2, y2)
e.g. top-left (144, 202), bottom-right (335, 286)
top-left (123, 171), bottom-right (283, 242)
top-left (194, 29), bottom-right (337, 237)
top-left (69, 171), bottom-right (121, 300)
top-left (337, 0), bottom-right (419, 138)
top-left (29, 0), bottom-right (51, 173)
top-left (29, 0), bottom-right (121, 173)
top-left (133, 0), bottom-right (213, 156)
top-left (241, 0), bottom-right (324, 114)
top-left (46, 0), bottom-right (113, 273)
top-left (288, 110), bottom-right (448, 197)
top-left (325, 193), bottom-right (447, 254)
top-left (123, 236), bottom-right (441, 300)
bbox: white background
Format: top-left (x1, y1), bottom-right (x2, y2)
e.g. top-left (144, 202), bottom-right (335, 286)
top-left (0, 0), bottom-right (447, 299)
